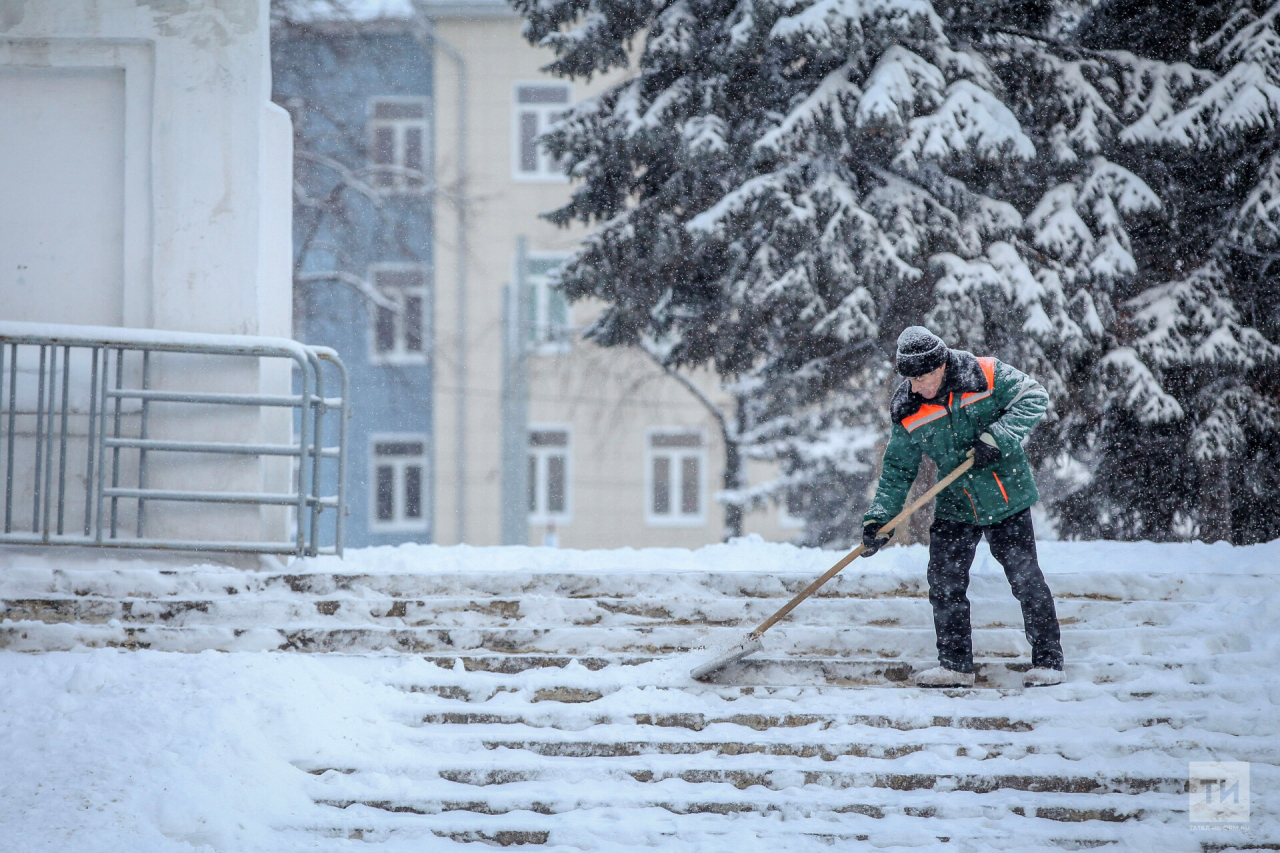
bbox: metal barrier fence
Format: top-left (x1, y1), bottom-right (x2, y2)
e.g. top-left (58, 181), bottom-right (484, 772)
top-left (0, 322), bottom-right (347, 557)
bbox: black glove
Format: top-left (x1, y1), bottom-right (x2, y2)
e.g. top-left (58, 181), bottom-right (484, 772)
top-left (971, 434), bottom-right (1002, 469)
top-left (862, 523), bottom-right (890, 557)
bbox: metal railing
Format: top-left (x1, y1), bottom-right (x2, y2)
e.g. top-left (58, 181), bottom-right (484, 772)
top-left (0, 321), bottom-right (347, 557)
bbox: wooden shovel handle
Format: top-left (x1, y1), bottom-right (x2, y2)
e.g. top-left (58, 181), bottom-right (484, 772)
top-left (749, 455), bottom-right (976, 639)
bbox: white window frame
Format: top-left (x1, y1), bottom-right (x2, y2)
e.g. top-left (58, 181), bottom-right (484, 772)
top-left (528, 425), bottom-right (572, 525)
top-left (512, 82), bottom-right (571, 183)
top-left (367, 96), bottom-right (430, 193)
top-left (521, 252), bottom-right (572, 355)
top-left (369, 434), bottom-right (429, 533)
top-left (645, 429), bottom-right (707, 527)
top-left (368, 264), bottom-right (428, 365)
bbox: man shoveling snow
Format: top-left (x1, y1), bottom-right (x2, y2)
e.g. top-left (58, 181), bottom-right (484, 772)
top-left (862, 327), bottom-right (1065, 689)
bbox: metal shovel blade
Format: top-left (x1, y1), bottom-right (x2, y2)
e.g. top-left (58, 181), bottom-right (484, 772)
top-left (689, 634), bottom-right (764, 681)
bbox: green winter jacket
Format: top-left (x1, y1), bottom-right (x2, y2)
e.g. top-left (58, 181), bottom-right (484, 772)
top-left (863, 351), bottom-right (1049, 528)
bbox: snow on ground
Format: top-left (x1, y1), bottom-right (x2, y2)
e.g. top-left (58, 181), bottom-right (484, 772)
top-left (312, 535), bottom-right (1280, 575)
top-left (5, 534), bottom-right (1276, 579)
top-left (0, 651), bottom-right (382, 851)
top-left (0, 539), bottom-right (1276, 852)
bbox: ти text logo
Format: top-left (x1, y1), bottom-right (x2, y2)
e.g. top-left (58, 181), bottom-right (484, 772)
top-left (1189, 762), bottom-right (1250, 830)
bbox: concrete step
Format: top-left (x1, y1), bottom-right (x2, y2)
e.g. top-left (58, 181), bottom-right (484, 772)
top-left (0, 620), bottom-right (1244, 658)
top-left (405, 652), bottom-right (1181, 679)
top-left (3, 567), bottom-right (1268, 604)
top-left (316, 719), bottom-right (1279, 767)
top-left (409, 734), bottom-right (1198, 776)
top-left (0, 595), bottom-right (1207, 631)
top-left (406, 709), bottom-right (1277, 749)
top-left (399, 654), bottom-right (1270, 720)
top-left (291, 799), bottom-right (1219, 851)
top-left (310, 783), bottom-right (1180, 819)
top-left (394, 666), bottom-right (1244, 712)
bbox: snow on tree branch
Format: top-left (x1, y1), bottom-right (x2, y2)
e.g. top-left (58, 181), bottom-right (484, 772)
top-left (1099, 347), bottom-right (1185, 423)
top-left (897, 82), bottom-right (1036, 169)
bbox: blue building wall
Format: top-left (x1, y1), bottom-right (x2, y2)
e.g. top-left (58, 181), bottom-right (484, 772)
top-left (272, 27), bottom-right (435, 547)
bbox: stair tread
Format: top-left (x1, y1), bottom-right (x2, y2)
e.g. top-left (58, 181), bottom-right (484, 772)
top-left (290, 801), bottom-right (1254, 850)
top-left (6, 567), bottom-right (1270, 604)
top-left (0, 595), bottom-right (1205, 633)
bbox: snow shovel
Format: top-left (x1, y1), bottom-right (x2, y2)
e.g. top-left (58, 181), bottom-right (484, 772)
top-left (689, 454), bottom-right (977, 681)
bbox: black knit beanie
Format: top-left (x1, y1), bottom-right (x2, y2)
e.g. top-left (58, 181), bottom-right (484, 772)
top-left (896, 326), bottom-right (948, 377)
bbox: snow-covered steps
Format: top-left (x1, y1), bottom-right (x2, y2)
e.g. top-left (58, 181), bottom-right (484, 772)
top-left (0, 562), bottom-right (1269, 600)
top-left (0, 620), bottom-right (1249, 661)
top-left (1, 540), bottom-right (1277, 851)
top-left (0, 593), bottom-right (1214, 629)
top-left (0, 552), bottom-right (1268, 661)
top-left (280, 650), bottom-right (1279, 852)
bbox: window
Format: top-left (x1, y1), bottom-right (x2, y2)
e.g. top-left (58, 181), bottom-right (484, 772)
top-left (371, 436), bottom-right (428, 532)
top-left (522, 254), bottom-right (571, 352)
top-left (646, 430), bottom-right (706, 526)
top-left (528, 427), bottom-right (571, 523)
top-left (369, 266), bottom-right (427, 364)
top-left (368, 97), bottom-right (429, 192)
top-left (513, 83), bottom-right (570, 181)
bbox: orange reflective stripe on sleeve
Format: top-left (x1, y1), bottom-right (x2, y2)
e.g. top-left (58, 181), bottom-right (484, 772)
top-left (992, 472), bottom-right (1009, 503)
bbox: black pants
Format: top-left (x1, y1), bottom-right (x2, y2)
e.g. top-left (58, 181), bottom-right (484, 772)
top-left (927, 508), bottom-right (1063, 673)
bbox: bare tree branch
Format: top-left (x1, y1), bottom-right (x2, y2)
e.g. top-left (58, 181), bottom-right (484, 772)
top-left (638, 338), bottom-right (729, 434)
top-left (297, 270), bottom-right (399, 311)
top-left (296, 150), bottom-right (386, 205)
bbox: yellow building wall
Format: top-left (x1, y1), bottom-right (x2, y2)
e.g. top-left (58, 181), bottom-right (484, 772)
top-left (429, 10), bottom-right (802, 548)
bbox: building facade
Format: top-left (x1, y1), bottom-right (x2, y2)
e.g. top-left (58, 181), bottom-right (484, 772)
top-left (272, 10), bottom-right (436, 548)
top-left (422, 0), bottom-right (797, 548)
top-left (272, 0), bottom-right (797, 549)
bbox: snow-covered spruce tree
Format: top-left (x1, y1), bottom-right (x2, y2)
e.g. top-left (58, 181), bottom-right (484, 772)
top-left (514, 0), bottom-right (1172, 544)
top-left (913, 5), bottom-right (1197, 540)
top-left (909, 0), bottom-right (1280, 543)
top-left (758, 0), bottom-right (1280, 544)
top-left (1039, 0), bottom-right (1280, 543)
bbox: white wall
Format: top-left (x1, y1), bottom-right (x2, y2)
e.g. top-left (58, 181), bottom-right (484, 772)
top-left (0, 66), bottom-right (126, 325)
top-left (0, 0), bottom-right (290, 336)
top-left (0, 2), bottom-right (295, 552)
